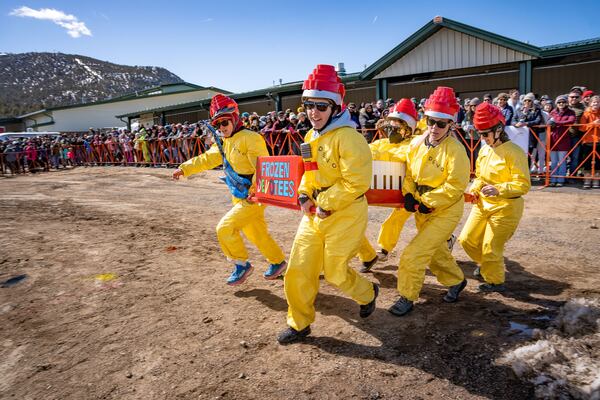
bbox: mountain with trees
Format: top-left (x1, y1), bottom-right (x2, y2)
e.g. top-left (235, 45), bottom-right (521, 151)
top-left (0, 52), bottom-right (184, 117)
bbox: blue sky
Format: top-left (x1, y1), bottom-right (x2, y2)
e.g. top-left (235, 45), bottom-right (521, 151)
top-left (2, 0), bottom-right (599, 93)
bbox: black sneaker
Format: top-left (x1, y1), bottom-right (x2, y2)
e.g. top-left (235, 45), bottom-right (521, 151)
top-left (443, 279), bottom-right (467, 303)
top-left (360, 256), bottom-right (378, 273)
top-left (277, 326), bottom-right (311, 345)
top-left (359, 283), bottom-right (379, 318)
top-left (447, 234), bottom-right (457, 251)
top-left (478, 282), bottom-right (506, 293)
top-left (473, 267), bottom-right (481, 277)
top-left (376, 249), bottom-right (389, 262)
top-left (388, 296), bottom-right (413, 316)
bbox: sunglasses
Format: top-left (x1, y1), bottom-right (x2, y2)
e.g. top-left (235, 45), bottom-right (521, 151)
top-left (212, 119), bottom-right (230, 129)
top-left (303, 101), bottom-right (332, 112)
top-left (557, 101), bottom-right (567, 104)
top-left (426, 118), bottom-right (449, 129)
top-left (569, 95), bottom-right (580, 99)
top-left (477, 129), bottom-right (494, 137)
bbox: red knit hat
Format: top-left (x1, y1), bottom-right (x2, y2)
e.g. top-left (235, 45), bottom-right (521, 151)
top-left (388, 98), bottom-right (417, 130)
top-left (424, 87), bottom-right (460, 121)
top-left (473, 102), bottom-right (506, 131)
top-left (583, 90), bottom-right (595, 98)
top-left (210, 94), bottom-right (239, 120)
top-left (302, 64), bottom-right (345, 105)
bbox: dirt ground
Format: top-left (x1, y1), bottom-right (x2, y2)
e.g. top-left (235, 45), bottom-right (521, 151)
top-left (1, 167), bottom-right (599, 400)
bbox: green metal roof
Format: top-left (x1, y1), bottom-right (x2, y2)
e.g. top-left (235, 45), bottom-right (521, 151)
top-left (0, 117), bottom-right (23, 124)
top-left (31, 121), bottom-right (55, 128)
top-left (20, 84), bottom-right (222, 118)
top-left (115, 99), bottom-right (211, 118)
top-left (361, 17), bottom-right (600, 80)
top-left (361, 16), bottom-right (541, 80)
top-left (540, 37), bottom-right (600, 57)
top-left (17, 109), bottom-right (48, 119)
top-left (116, 73), bottom-right (362, 118)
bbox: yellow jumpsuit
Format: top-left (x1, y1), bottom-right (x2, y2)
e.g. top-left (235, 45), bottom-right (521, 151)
top-left (357, 138), bottom-right (413, 262)
top-left (458, 141), bottom-right (530, 284)
top-left (138, 130), bottom-right (151, 163)
top-left (284, 125), bottom-right (375, 331)
top-left (179, 129), bottom-right (285, 266)
top-left (398, 134), bottom-right (470, 301)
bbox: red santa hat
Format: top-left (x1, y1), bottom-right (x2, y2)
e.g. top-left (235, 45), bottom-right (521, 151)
top-left (388, 98), bottom-right (417, 130)
top-left (302, 64), bottom-right (345, 106)
top-left (473, 102), bottom-right (506, 131)
top-left (424, 87), bottom-right (460, 121)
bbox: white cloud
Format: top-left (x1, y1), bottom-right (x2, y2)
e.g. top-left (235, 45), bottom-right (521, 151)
top-left (372, 16), bottom-right (378, 24)
top-left (10, 6), bottom-right (92, 38)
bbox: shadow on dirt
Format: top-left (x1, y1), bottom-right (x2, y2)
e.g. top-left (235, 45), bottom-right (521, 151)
top-left (239, 257), bottom-right (571, 399)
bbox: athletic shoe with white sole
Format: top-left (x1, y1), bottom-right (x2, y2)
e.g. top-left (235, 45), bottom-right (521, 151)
top-left (226, 262), bottom-right (254, 286)
top-left (264, 261), bottom-right (287, 280)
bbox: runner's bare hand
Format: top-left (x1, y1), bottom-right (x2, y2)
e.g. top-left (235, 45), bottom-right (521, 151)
top-left (301, 199), bottom-right (314, 215)
top-left (481, 185), bottom-right (499, 197)
top-left (172, 168), bottom-right (184, 180)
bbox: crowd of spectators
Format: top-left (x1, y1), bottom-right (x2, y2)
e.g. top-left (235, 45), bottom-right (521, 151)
top-left (2, 86), bottom-right (599, 188)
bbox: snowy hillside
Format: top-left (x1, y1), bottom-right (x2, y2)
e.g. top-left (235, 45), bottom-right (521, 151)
top-left (0, 52), bottom-right (184, 117)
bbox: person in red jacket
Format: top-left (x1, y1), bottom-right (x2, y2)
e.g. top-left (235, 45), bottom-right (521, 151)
top-left (548, 95), bottom-right (576, 186)
top-left (579, 95), bottom-right (600, 188)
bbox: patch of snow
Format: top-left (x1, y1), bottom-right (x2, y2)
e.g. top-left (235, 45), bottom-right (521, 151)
top-left (498, 298), bottom-right (600, 399)
top-left (74, 58), bottom-right (104, 81)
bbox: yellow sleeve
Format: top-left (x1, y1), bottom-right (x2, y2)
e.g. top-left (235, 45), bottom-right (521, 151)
top-left (317, 132), bottom-right (372, 211)
top-left (402, 139), bottom-right (420, 196)
top-left (416, 117), bottom-right (428, 133)
top-left (298, 174), bottom-right (314, 199)
top-left (420, 144), bottom-right (470, 209)
top-left (470, 153), bottom-right (486, 194)
top-left (246, 133), bottom-right (269, 190)
top-left (246, 133), bottom-right (269, 171)
top-left (402, 164), bottom-right (416, 197)
top-left (178, 144), bottom-right (222, 177)
top-left (389, 141), bottom-right (410, 163)
top-left (496, 147), bottom-right (531, 198)
top-left (298, 131), bottom-right (314, 197)
top-left (369, 140), bottom-right (383, 160)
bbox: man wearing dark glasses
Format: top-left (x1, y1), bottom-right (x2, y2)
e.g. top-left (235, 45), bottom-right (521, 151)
top-left (172, 94), bottom-right (287, 286)
top-left (278, 65), bottom-right (378, 344)
top-left (389, 87), bottom-right (470, 317)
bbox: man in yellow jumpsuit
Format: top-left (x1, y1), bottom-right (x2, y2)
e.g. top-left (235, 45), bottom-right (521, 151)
top-left (172, 94), bottom-right (286, 286)
top-left (389, 87), bottom-right (470, 317)
top-left (357, 99), bottom-right (420, 271)
top-left (458, 102), bottom-right (531, 292)
top-left (278, 65), bottom-right (378, 344)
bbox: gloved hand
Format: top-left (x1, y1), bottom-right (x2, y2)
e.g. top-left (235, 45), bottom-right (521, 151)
top-left (403, 193), bottom-right (418, 213)
top-left (418, 202), bottom-right (432, 214)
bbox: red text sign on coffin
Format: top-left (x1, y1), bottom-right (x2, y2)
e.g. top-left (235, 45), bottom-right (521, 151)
top-left (253, 156), bottom-right (304, 210)
top-left (252, 156), bottom-right (406, 209)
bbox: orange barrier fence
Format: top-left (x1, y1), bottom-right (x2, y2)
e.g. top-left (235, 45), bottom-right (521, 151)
top-left (2, 124), bottom-right (599, 187)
